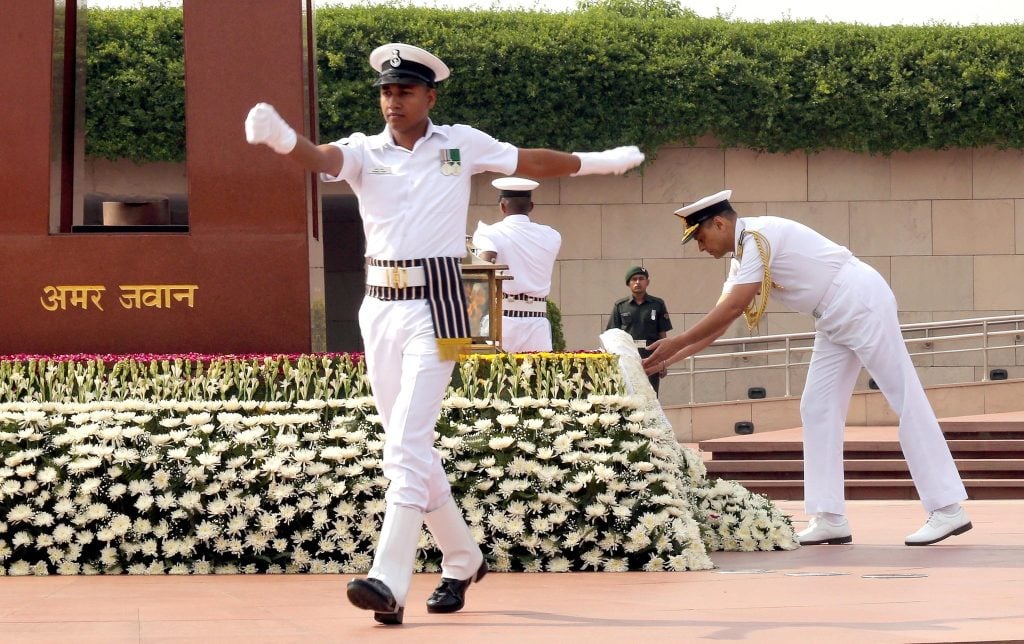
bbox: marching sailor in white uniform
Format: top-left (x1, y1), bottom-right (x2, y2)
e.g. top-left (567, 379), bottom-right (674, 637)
top-left (472, 177), bottom-right (561, 353)
top-left (245, 43), bottom-right (643, 624)
top-left (642, 190), bottom-right (971, 547)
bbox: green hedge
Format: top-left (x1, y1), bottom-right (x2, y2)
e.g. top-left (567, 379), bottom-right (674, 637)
top-left (85, 7), bottom-right (186, 162)
top-left (84, 2), bottom-right (1024, 162)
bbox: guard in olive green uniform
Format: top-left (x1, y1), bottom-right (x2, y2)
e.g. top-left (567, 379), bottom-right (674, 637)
top-left (606, 266), bottom-right (672, 394)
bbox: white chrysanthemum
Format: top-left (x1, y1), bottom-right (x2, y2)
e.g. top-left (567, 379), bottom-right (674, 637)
top-left (580, 548), bottom-right (604, 569)
top-left (569, 400), bottom-right (592, 413)
top-left (291, 449), bottom-right (316, 464)
top-left (67, 457), bottom-right (101, 473)
top-left (577, 413), bottom-right (600, 427)
top-left (597, 413), bottom-right (620, 427)
top-left (445, 396), bottom-right (472, 409)
top-left (6, 505), bottom-right (34, 523)
top-left (178, 491), bottom-right (202, 510)
top-left (11, 531), bottom-right (32, 548)
top-left (487, 436), bottom-right (515, 450)
top-left (234, 428), bottom-right (266, 445)
top-left (194, 521), bottom-right (219, 541)
top-left (152, 470), bottom-right (171, 490)
top-left (217, 412), bottom-right (244, 429)
top-left (585, 503), bottom-right (608, 519)
top-left (108, 514), bottom-right (132, 536)
top-left (274, 433), bottom-right (299, 449)
top-left (165, 447), bottom-right (188, 461)
top-left (604, 558), bottom-right (629, 572)
top-left (51, 524), bottom-right (76, 544)
top-left (552, 435), bottom-right (573, 453)
top-left (34, 467), bottom-right (58, 484)
top-left (495, 414), bottom-right (519, 429)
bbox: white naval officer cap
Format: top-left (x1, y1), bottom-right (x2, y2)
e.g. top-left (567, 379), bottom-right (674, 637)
top-left (492, 177), bottom-right (539, 198)
top-left (369, 43), bottom-right (450, 87)
top-left (674, 189), bottom-right (733, 244)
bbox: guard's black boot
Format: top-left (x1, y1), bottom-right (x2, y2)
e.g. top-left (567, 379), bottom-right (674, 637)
top-left (346, 577), bottom-right (404, 625)
top-left (425, 560), bottom-right (488, 614)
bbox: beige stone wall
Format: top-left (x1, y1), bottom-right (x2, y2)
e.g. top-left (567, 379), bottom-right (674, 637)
top-left (95, 140), bottom-right (1024, 407)
top-left (467, 140), bottom-right (1024, 407)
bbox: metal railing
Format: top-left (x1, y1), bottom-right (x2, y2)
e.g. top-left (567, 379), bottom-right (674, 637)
top-left (665, 314), bottom-right (1024, 404)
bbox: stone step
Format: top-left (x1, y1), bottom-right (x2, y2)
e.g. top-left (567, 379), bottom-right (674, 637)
top-left (705, 458), bottom-right (1024, 480)
top-left (939, 411), bottom-right (1024, 439)
top-left (696, 412), bottom-right (1024, 499)
top-left (727, 478), bottom-right (1024, 501)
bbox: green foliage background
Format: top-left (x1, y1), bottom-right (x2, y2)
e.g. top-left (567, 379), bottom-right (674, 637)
top-left (84, 2), bottom-right (1024, 163)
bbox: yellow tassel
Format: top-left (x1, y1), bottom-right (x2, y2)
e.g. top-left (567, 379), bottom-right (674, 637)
top-left (436, 337), bottom-right (471, 361)
top-left (741, 230), bottom-right (779, 332)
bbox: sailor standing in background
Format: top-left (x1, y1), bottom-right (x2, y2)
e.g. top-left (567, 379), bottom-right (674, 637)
top-left (245, 42), bottom-right (644, 624)
top-left (472, 177), bottom-right (561, 353)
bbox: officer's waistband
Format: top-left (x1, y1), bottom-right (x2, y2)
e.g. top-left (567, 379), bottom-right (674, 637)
top-left (365, 259), bottom-right (427, 300)
top-left (503, 297), bottom-right (547, 313)
top-left (812, 256), bottom-right (860, 319)
top-left (504, 293), bottom-right (546, 303)
top-left (503, 309), bottom-right (547, 319)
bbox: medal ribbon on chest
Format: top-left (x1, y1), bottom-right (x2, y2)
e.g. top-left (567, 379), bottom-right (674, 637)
top-left (440, 148), bottom-right (462, 175)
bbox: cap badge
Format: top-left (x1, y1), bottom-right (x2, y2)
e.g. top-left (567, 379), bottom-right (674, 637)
top-left (390, 49), bottom-right (402, 68)
top-left (440, 148), bottom-right (462, 176)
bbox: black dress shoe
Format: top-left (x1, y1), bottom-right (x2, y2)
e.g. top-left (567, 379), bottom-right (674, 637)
top-left (425, 559), bottom-right (488, 614)
top-left (346, 577), bottom-right (404, 625)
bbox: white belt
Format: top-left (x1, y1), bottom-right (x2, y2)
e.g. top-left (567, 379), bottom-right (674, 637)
top-left (633, 339), bottom-right (648, 349)
top-left (503, 297), bottom-right (547, 313)
top-left (366, 265), bottom-right (427, 289)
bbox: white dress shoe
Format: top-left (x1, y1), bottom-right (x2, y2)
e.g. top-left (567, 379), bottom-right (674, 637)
top-left (797, 515), bottom-right (852, 545)
top-left (905, 506), bottom-right (972, 546)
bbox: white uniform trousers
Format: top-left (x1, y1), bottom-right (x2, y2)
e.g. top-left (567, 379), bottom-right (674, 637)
top-left (801, 259), bottom-right (967, 515)
top-left (501, 316), bottom-right (552, 353)
top-left (360, 296), bottom-right (483, 595)
top-left (359, 296), bottom-right (454, 512)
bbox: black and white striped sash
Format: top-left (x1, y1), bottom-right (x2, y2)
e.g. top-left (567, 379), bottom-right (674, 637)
top-left (367, 257), bottom-right (471, 360)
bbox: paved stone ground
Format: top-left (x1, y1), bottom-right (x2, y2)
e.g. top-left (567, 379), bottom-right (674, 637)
top-left (0, 499), bottom-right (1021, 643)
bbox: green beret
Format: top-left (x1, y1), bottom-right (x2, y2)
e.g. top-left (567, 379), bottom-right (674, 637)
top-left (625, 266), bottom-right (649, 284)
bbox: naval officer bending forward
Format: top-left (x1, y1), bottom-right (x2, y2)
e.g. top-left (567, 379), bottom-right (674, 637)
top-left (642, 190), bottom-right (971, 547)
top-left (245, 43), bottom-right (643, 624)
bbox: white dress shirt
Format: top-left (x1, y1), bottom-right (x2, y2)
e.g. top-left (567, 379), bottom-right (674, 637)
top-left (472, 214), bottom-right (561, 297)
top-left (322, 121), bottom-right (518, 260)
top-left (723, 216), bottom-right (854, 315)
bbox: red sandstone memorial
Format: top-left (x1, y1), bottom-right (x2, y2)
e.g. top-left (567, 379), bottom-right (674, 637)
top-left (2, 1), bottom-right (316, 355)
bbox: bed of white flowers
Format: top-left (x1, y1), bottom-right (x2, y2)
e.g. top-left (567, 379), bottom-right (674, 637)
top-left (0, 352), bottom-right (796, 576)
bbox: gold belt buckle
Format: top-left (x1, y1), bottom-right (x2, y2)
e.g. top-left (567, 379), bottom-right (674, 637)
top-left (387, 267), bottom-right (407, 289)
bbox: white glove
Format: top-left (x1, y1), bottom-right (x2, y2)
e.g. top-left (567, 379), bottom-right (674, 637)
top-left (571, 145), bottom-right (645, 176)
top-left (245, 102), bottom-right (297, 154)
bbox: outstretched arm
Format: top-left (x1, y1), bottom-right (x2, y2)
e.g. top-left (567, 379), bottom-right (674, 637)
top-left (641, 282), bottom-right (760, 373)
top-left (245, 103), bottom-right (343, 176)
top-left (516, 146), bottom-right (644, 178)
